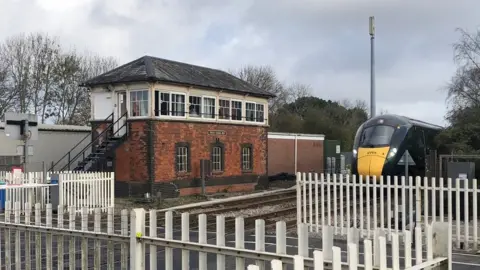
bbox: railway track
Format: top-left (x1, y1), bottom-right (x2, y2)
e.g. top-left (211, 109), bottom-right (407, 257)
top-left (170, 192), bottom-right (303, 234)
top-left (165, 184), bottom-right (394, 234)
top-left (170, 185), bottom-right (364, 234)
top-left (2, 184), bottom-right (386, 237)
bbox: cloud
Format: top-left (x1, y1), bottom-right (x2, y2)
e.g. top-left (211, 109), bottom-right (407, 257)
top-left (1, 0), bottom-right (478, 126)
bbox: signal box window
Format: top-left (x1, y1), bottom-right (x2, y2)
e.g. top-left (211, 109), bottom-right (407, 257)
top-left (130, 90), bottom-right (149, 117)
top-left (241, 144), bottom-right (253, 172)
top-left (189, 96), bottom-right (201, 117)
top-left (175, 142), bottom-right (191, 173)
top-left (210, 141), bottom-right (225, 172)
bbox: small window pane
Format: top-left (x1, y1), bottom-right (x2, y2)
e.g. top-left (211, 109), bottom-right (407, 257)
top-left (130, 90), bottom-right (149, 117)
top-left (172, 94), bottom-right (186, 116)
top-left (242, 146), bottom-right (252, 170)
top-left (255, 104), bottom-right (264, 122)
top-left (231, 101), bottom-right (242, 121)
top-left (245, 102), bottom-right (256, 122)
top-left (160, 93), bottom-right (170, 115)
top-left (212, 146), bottom-right (222, 171)
top-left (176, 146), bottom-right (188, 172)
top-left (219, 99), bottom-right (230, 120)
top-left (189, 96), bottom-right (202, 117)
top-left (203, 97), bottom-right (215, 119)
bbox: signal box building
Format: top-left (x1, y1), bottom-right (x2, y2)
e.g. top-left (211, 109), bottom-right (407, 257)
top-left (81, 56), bottom-right (275, 197)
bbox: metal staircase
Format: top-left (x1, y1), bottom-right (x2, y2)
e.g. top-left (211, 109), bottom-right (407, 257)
top-left (50, 112), bottom-right (128, 172)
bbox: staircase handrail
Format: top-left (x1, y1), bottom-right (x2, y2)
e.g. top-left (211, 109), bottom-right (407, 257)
top-left (49, 113), bottom-right (114, 171)
top-left (58, 111), bottom-right (128, 171)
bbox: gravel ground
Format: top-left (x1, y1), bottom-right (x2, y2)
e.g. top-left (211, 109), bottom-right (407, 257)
top-left (113, 195), bottom-right (208, 212)
top-left (219, 202), bottom-right (296, 218)
top-left (112, 182), bottom-right (288, 213)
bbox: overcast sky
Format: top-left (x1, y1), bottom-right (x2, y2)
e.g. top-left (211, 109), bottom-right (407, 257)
top-left (1, 0), bottom-right (479, 126)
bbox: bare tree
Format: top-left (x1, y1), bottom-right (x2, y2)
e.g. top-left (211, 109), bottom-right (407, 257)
top-left (28, 33), bottom-right (61, 123)
top-left (49, 52), bottom-right (83, 124)
top-left (447, 28), bottom-right (480, 109)
top-left (379, 109), bottom-right (389, 115)
top-left (229, 65), bottom-right (287, 114)
top-left (0, 61), bottom-right (15, 119)
top-left (435, 27), bottom-right (480, 152)
top-left (71, 52), bottom-right (118, 125)
top-left (0, 32), bottom-right (118, 125)
top-left (0, 33), bottom-right (33, 113)
top-left (285, 82), bottom-right (312, 103)
top-left (50, 51), bottom-right (118, 125)
top-left (0, 33), bottom-right (62, 122)
top-left (229, 65), bottom-right (314, 116)
top-left (283, 82), bottom-right (313, 115)
top-left (340, 99), bottom-right (367, 112)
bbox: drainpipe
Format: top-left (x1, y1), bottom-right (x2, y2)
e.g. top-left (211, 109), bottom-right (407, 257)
top-left (294, 134), bottom-right (298, 174)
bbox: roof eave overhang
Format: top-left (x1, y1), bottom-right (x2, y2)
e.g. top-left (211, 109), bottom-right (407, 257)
top-left (79, 78), bottom-right (276, 99)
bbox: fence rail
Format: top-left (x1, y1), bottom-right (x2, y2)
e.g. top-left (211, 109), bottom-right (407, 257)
top-left (296, 172), bottom-right (478, 251)
top-left (0, 200), bottom-right (451, 270)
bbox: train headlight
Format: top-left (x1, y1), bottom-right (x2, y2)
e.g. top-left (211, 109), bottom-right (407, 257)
top-left (353, 149), bottom-right (357, 158)
top-left (387, 148), bottom-right (397, 159)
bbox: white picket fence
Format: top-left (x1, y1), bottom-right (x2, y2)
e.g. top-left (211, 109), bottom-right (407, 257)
top-left (0, 171), bottom-right (72, 184)
top-left (0, 171), bottom-right (61, 211)
top-left (0, 201), bottom-right (450, 270)
top-left (296, 172), bottom-right (479, 251)
top-left (58, 172), bottom-right (114, 213)
top-left (0, 171), bottom-right (114, 213)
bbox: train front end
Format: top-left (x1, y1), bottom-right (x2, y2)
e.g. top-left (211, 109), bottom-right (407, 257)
top-left (351, 116), bottom-right (407, 179)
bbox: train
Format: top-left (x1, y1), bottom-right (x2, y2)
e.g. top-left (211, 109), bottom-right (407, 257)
top-left (351, 114), bottom-right (444, 180)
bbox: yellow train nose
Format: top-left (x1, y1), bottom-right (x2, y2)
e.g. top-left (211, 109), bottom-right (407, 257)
top-left (356, 147), bottom-right (389, 178)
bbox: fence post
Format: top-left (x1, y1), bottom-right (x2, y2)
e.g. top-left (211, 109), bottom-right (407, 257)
top-left (217, 215), bottom-right (226, 270)
top-left (332, 246), bottom-right (342, 270)
top-left (415, 176), bottom-right (422, 226)
top-left (298, 223), bottom-right (309, 257)
top-left (432, 222), bottom-right (452, 270)
top-left (276, 221), bottom-right (287, 257)
top-left (364, 239), bottom-right (373, 270)
top-left (296, 172), bottom-right (302, 226)
top-left (347, 227), bottom-right (359, 263)
top-left (322, 226), bottom-right (334, 261)
top-left (235, 217), bottom-right (245, 270)
top-left (347, 227), bottom-right (359, 246)
top-left (255, 219), bottom-right (266, 270)
top-left (373, 228), bottom-right (385, 267)
top-left (130, 208), bottom-right (145, 270)
top-left (58, 174), bottom-right (63, 207)
top-left (110, 172), bottom-right (115, 208)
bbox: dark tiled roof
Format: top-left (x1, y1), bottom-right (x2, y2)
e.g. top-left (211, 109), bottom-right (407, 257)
top-left (81, 56), bottom-right (276, 98)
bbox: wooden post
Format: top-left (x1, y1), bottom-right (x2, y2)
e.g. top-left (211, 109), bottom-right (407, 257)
top-left (130, 208), bottom-right (145, 270)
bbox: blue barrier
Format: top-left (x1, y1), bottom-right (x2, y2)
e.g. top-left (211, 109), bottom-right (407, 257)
top-left (50, 174), bottom-right (59, 185)
top-left (50, 174), bottom-right (59, 211)
top-left (0, 181), bottom-right (5, 211)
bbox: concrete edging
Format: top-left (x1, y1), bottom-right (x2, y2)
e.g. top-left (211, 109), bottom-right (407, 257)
top-left (159, 186), bottom-right (296, 212)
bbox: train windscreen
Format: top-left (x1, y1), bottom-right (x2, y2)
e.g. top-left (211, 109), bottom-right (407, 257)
top-left (359, 125), bottom-right (395, 147)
